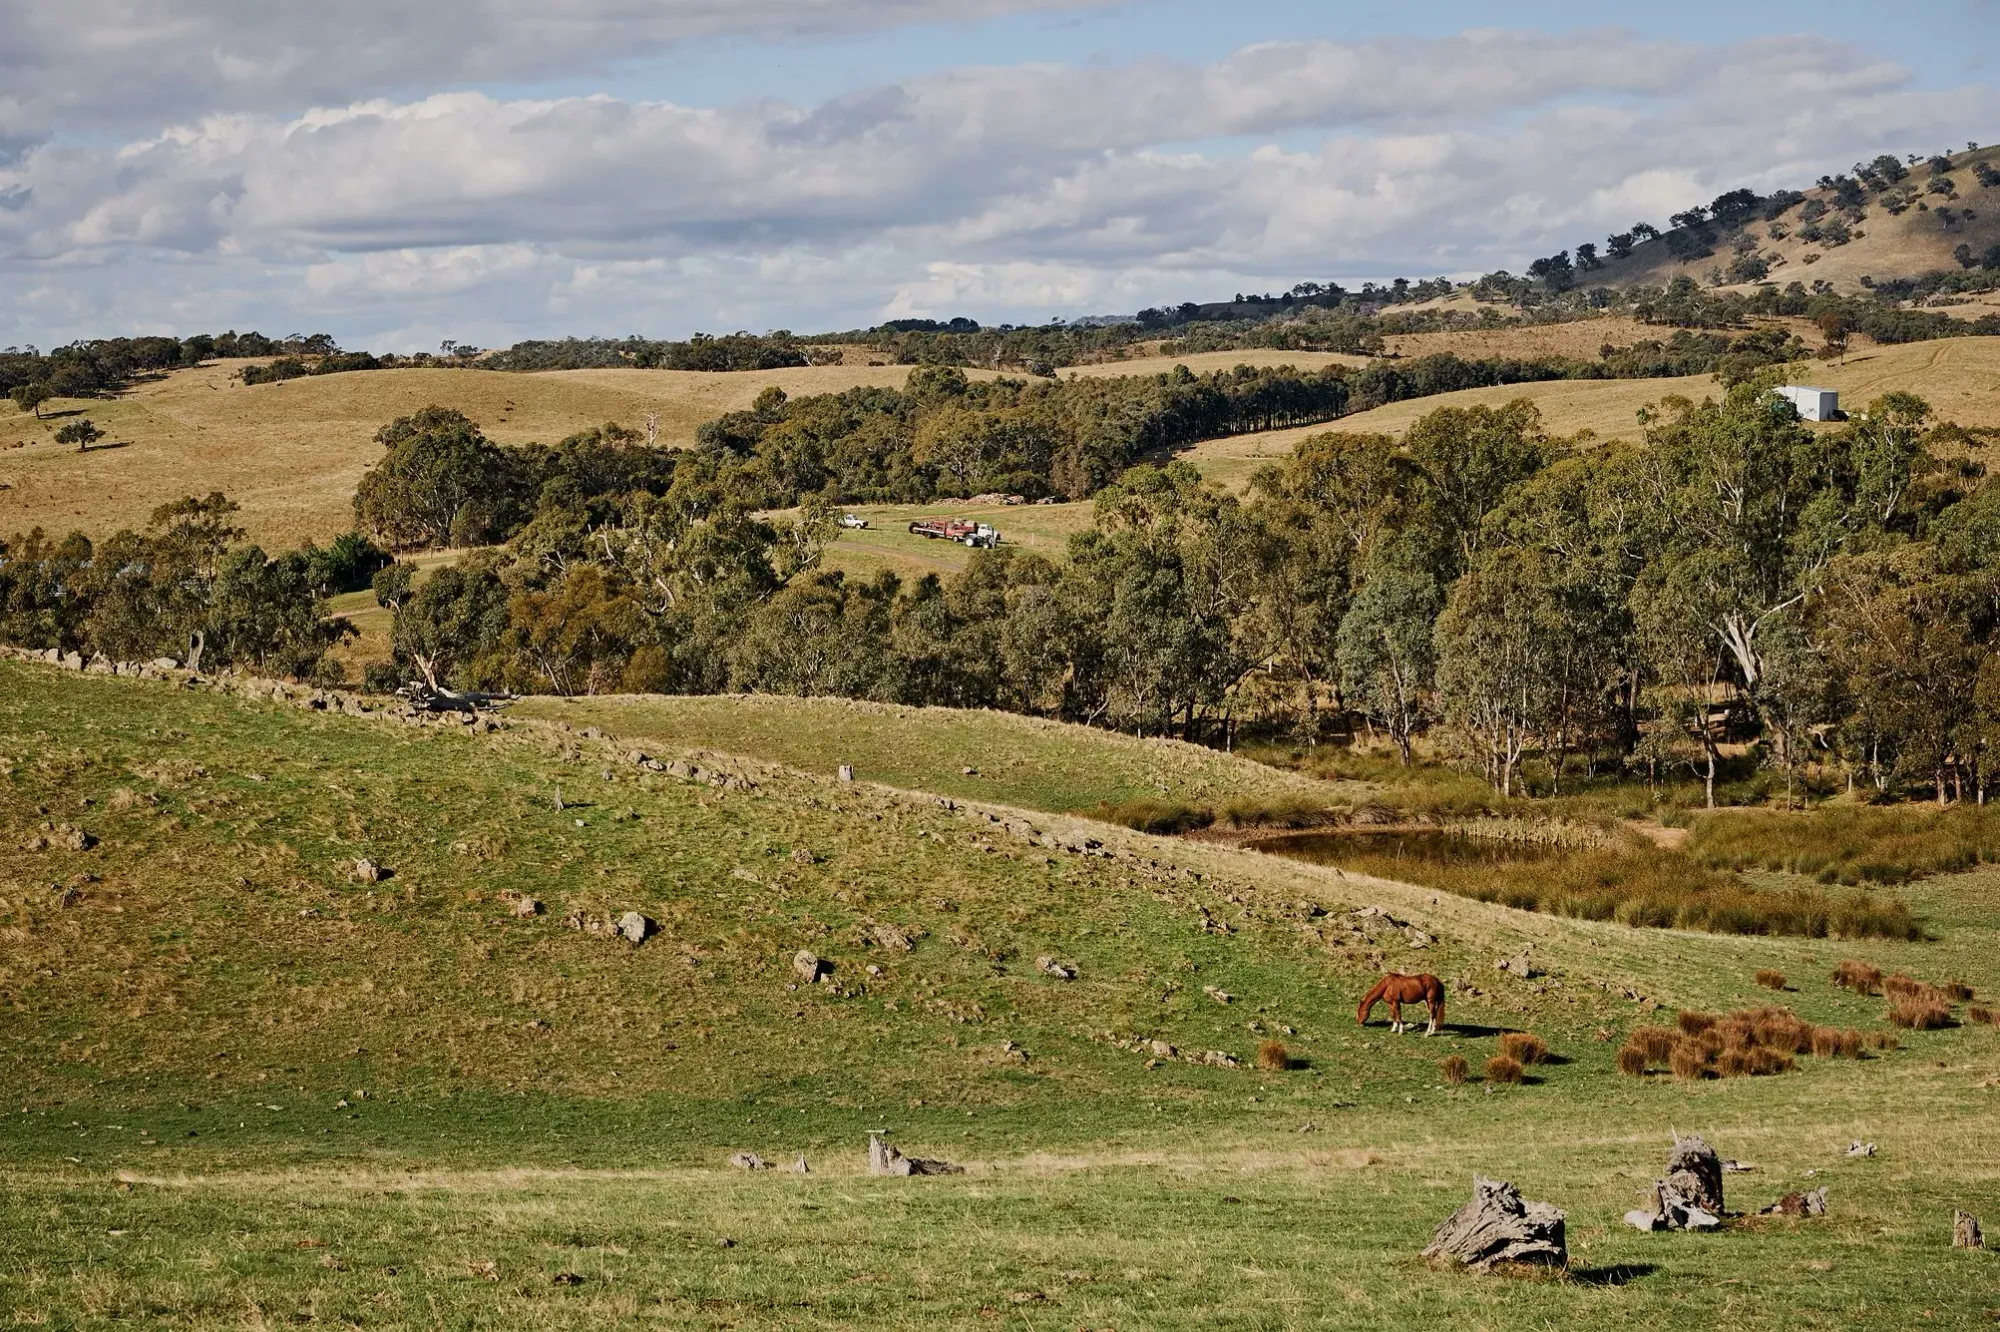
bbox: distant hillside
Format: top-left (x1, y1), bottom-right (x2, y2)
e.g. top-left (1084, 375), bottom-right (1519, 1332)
top-left (1565, 145), bottom-right (2000, 304)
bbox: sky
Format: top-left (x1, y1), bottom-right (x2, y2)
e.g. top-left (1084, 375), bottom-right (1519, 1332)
top-left (1, 0), bottom-right (1996, 352)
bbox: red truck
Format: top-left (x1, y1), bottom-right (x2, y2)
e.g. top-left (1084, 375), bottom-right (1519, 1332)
top-left (908, 518), bottom-right (999, 548)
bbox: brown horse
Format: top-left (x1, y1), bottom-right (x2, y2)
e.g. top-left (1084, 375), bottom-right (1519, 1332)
top-left (1357, 973), bottom-right (1446, 1036)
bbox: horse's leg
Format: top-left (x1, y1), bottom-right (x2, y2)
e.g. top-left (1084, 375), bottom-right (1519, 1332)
top-left (1426, 992), bottom-right (1443, 1036)
top-left (1390, 999), bottom-right (1403, 1034)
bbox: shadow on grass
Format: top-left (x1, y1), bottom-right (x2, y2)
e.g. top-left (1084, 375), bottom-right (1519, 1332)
top-left (1570, 1263), bottom-right (1659, 1287)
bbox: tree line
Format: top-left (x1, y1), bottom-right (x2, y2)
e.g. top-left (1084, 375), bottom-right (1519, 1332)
top-left (0, 498), bottom-right (383, 678)
top-left (347, 381), bottom-right (2000, 809)
top-left (6, 380), bottom-right (2000, 808)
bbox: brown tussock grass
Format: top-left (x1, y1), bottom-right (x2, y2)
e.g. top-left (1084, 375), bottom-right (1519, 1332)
top-left (1615, 1044), bottom-right (1649, 1077)
top-left (1676, 1011), bottom-right (1718, 1036)
top-left (1498, 1032), bottom-right (1549, 1065)
top-left (1484, 1056), bottom-right (1524, 1085)
top-left (1439, 1055), bottom-right (1469, 1085)
top-left (1888, 998), bottom-right (1952, 1030)
top-left (1630, 1025), bottom-right (1678, 1064)
top-left (1754, 969), bottom-right (1787, 991)
top-left (1833, 959), bottom-right (1884, 994)
top-left (1255, 1040), bottom-right (1292, 1072)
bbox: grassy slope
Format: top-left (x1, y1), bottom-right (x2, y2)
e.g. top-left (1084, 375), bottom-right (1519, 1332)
top-left (3, 661), bottom-right (1999, 1326)
top-left (510, 692), bottom-right (1339, 816)
top-left (1181, 336), bottom-right (2000, 492)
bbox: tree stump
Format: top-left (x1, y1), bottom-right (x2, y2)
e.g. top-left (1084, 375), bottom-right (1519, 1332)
top-left (1954, 1211), bottom-right (1984, 1249)
top-left (1657, 1131), bottom-right (1724, 1227)
top-left (867, 1131), bottom-right (963, 1177)
top-left (1421, 1176), bottom-right (1567, 1271)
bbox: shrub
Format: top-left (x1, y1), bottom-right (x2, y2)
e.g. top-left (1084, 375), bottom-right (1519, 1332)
top-left (1440, 1054), bottom-right (1470, 1084)
top-left (1669, 1041), bottom-right (1712, 1080)
top-left (1255, 1040), bottom-right (1292, 1072)
top-left (1676, 1011), bottom-right (1718, 1036)
top-left (1967, 1006), bottom-right (1994, 1025)
top-left (1833, 960), bottom-right (1883, 994)
top-left (1754, 969), bottom-right (1786, 990)
top-left (1499, 1032), bottom-right (1549, 1065)
top-left (1888, 998), bottom-right (1951, 1030)
top-left (1485, 1055), bottom-right (1524, 1085)
top-left (1630, 1025), bottom-right (1679, 1063)
top-left (1615, 1044), bottom-right (1650, 1076)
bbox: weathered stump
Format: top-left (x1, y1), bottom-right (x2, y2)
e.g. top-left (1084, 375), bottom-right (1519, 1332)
top-left (867, 1132), bottom-right (963, 1177)
top-left (1955, 1211), bottom-right (1985, 1249)
top-left (1421, 1176), bottom-right (1567, 1271)
top-left (1640, 1131), bottom-right (1724, 1228)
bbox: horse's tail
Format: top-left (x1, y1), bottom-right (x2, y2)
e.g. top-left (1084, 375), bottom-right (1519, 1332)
top-left (1357, 977), bottom-right (1389, 1026)
top-left (1427, 974), bottom-right (1446, 1024)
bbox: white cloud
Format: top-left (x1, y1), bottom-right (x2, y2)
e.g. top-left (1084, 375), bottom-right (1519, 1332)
top-left (1, 0), bottom-right (1106, 133)
top-left (1, 27), bottom-right (1994, 347)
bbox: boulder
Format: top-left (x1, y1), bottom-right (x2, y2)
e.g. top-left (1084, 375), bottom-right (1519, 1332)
top-left (871, 923), bottom-right (915, 952)
top-left (837, 764), bottom-right (855, 783)
top-left (1845, 1140), bottom-right (1876, 1158)
top-left (793, 950), bottom-right (828, 984)
top-left (615, 911), bottom-right (655, 945)
top-left (1421, 1176), bottom-right (1568, 1271)
top-left (352, 858), bottom-right (388, 884)
top-left (512, 897), bottom-right (543, 918)
top-left (791, 847), bottom-right (816, 866)
top-left (1036, 956), bottom-right (1076, 980)
top-left (727, 1152), bottom-right (767, 1171)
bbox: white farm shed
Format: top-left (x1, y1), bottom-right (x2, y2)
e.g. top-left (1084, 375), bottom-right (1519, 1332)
top-left (1777, 385), bottom-right (1839, 421)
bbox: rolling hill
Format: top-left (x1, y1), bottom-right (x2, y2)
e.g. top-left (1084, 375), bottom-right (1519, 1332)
top-left (4, 658), bottom-right (2000, 1326)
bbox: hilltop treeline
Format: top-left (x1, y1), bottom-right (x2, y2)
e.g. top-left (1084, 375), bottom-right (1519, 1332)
top-left (1, 332), bottom-right (331, 405)
top-left (358, 342), bottom-right (1814, 541)
top-left (482, 333), bottom-right (812, 372)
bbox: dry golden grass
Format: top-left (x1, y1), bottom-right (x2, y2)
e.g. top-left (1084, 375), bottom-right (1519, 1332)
top-left (1380, 316), bottom-right (1663, 361)
top-left (0, 359), bottom-right (999, 547)
top-left (1179, 336), bottom-right (2000, 491)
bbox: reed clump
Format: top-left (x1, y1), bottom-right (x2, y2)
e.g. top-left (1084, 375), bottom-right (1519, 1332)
top-left (1439, 1054), bottom-right (1469, 1085)
top-left (1498, 1032), bottom-right (1549, 1065)
top-left (1754, 969), bottom-right (1787, 990)
top-left (1309, 842), bottom-right (1921, 940)
top-left (1615, 1044), bottom-right (1650, 1076)
top-left (1687, 804), bottom-right (2000, 885)
top-left (1485, 1055), bottom-right (1524, 1085)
